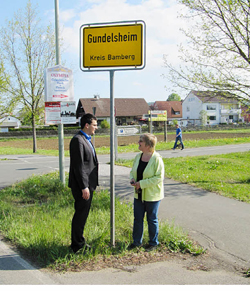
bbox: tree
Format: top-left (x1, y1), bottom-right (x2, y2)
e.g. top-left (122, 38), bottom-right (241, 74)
top-left (163, 0), bottom-right (250, 102)
top-left (0, 1), bottom-right (56, 152)
top-left (167, 93), bottom-right (181, 101)
top-left (18, 100), bottom-right (45, 126)
top-left (0, 63), bottom-right (10, 118)
top-left (172, 119), bottom-right (178, 126)
top-left (100, 120), bottom-right (110, 129)
top-left (199, 110), bottom-right (207, 126)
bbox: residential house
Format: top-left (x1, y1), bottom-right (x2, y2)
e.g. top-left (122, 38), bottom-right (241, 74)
top-left (182, 91), bottom-right (242, 126)
top-left (0, 116), bottom-right (21, 132)
top-left (151, 101), bottom-right (182, 124)
top-left (76, 96), bottom-right (150, 125)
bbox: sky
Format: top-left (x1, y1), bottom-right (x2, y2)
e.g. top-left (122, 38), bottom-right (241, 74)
top-left (0, 0), bottom-right (191, 103)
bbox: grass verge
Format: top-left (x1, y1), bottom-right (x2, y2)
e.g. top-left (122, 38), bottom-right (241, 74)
top-left (0, 172), bottom-right (203, 272)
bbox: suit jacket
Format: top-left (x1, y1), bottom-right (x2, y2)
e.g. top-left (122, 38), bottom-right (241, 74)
top-left (68, 131), bottom-right (99, 193)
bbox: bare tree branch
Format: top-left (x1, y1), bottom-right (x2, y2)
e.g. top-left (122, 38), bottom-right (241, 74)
top-left (164, 0), bottom-right (250, 101)
top-left (0, 1), bottom-right (57, 152)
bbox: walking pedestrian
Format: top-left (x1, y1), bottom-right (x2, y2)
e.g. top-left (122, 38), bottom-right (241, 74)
top-left (172, 124), bottom-right (184, 150)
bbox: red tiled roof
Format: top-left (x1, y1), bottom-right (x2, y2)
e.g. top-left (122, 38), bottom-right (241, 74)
top-left (153, 101), bottom-right (182, 118)
top-left (78, 98), bottom-right (150, 117)
top-left (191, 90), bottom-right (239, 103)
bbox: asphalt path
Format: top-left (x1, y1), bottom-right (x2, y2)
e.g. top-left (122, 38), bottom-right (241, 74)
top-left (0, 143), bottom-right (250, 284)
top-left (1, 143), bottom-right (250, 187)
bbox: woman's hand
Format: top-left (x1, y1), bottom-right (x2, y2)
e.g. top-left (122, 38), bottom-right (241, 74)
top-left (134, 181), bottom-right (140, 190)
top-left (130, 180), bottom-right (140, 190)
top-left (130, 179), bottom-right (135, 186)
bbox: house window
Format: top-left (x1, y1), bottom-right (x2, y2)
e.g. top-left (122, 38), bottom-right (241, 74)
top-left (207, 105), bottom-right (216, 110)
top-left (174, 111), bottom-right (180, 115)
top-left (187, 106), bottom-right (190, 112)
top-left (208, 116), bottom-right (216, 120)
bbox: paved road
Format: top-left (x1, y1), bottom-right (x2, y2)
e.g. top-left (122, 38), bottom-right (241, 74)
top-left (0, 144), bottom-right (250, 284)
top-left (1, 142), bottom-right (249, 187)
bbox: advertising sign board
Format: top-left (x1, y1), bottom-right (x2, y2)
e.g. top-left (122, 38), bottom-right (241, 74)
top-left (45, 102), bottom-right (61, 125)
top-left (143, 110), bottom-right (167, 121)
top-left (60, 101), bottom-right (76, 124)
top-left (45, 101), bottom-right (76, 125)
top-left (44, 65), bottom-right (74, 102)
top-left (80, 21), bottom-right (145, 71)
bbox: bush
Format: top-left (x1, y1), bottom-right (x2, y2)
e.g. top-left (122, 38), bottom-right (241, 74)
top-left (100, 120), bottom-right (110, 129)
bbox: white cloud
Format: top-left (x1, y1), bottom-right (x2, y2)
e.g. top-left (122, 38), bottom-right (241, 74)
top-left (60, 9), bottom-right (76, 23)
top-left (61, 0), bottom-right (188, 59)
top-left (59, 0), bottom-right (190, 100)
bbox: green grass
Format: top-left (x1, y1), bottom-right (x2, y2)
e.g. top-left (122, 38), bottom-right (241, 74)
top-left (1, 136), bottom-right (250, 156)
top-left (0, 172), bottom-right (203, 271)
top-left (0, 147), bottom-right (60, 156)
top-left (100, 136), bottom-right (250, 154)
top-left (117, 151), bottom-right (250, 204)
top-left (163, 152), bottom-right (250, 203)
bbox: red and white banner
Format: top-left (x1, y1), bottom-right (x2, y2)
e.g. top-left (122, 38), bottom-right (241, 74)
top-left (45, 101), bottom-right (76, 125)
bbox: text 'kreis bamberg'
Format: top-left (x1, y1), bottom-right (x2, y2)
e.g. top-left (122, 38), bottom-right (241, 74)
top-left (87, 32), bottom-right (138, 43)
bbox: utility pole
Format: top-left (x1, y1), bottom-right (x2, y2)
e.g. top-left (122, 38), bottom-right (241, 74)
top-left (54, 0), bottom-right (65, 185)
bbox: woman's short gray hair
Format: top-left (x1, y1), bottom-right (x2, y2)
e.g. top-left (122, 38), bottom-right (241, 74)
top-left (140, 133), bottom-right (157, 150)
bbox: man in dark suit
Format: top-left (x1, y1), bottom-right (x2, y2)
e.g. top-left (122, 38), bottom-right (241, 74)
top-left (68, 113), bottom-right (98, 253)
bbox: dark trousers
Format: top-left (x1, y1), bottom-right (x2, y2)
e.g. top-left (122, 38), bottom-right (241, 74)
top-left (173, 136), bottom-right (184, 149)
top-left (70, 189), bottom-right (93, 252)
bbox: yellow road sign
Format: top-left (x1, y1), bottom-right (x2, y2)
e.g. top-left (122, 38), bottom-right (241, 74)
top-left (80, 21), bottom-right (145, 71)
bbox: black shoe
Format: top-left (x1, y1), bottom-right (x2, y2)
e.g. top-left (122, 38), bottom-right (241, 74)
top-left (73, 243), bottom-right (92, 254)
top-left (83, 243), bottom-right (92, 252)
top-left (144, 244), bottom-right (158, 252)
top-left (181, 148), bottom-right (184, 150)
top-left (171, 148), bottom-right (175, 150)
top-left (127, 243), bottom-right (140, 250)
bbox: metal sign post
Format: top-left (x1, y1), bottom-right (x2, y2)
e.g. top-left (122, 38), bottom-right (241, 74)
top-left (92, 107), bottom-right (96, 146)
top-left (54, 0), bottom-right (65, 185)
top-left (110, 71), bottom-right (115, 246)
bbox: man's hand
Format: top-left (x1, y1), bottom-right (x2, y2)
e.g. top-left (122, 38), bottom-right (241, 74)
top-left (82, 188), bottom-right (90, 200)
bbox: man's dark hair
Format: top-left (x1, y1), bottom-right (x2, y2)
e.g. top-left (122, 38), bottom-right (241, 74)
top-left (80, 113), bottom-right (97, 129)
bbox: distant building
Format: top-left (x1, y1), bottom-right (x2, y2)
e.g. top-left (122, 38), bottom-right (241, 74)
top-left (151, 101), bottom-right (182, 124)
top-left (182, 91), bottom-right (242, 126)
top-left (0, 116), bottom-right (21, 132)
top-left (76, 97), bottom-right (150, 125)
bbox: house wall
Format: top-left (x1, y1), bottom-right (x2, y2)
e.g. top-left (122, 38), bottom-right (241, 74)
top-left (0, 116), bottom-right (21, 131)
top-left (220, 103), bottom-right (242, 123)
top-left (0, 127), bottom-right (9, 133)
top-left (203, 102), bottom-right (220, 125)
top-left (182, 91), bottom-right (242, 126)
top-left (182, 92), bottom-right (203, 124)
top-left (7, 116), bottom-right (21, 127)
